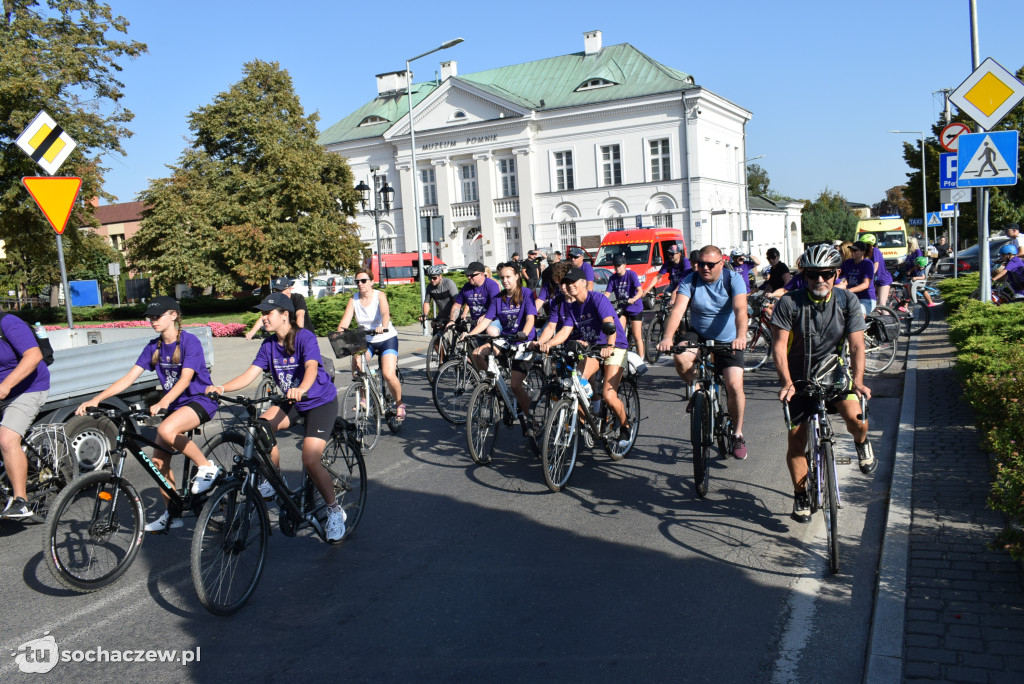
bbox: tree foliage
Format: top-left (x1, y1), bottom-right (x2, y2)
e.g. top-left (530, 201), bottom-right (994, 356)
top-left (746, 163), bottom-right (771, 197)
top-left (129, 60), bottom-right (365, 295)
top-left (0, 0), bottom-right (146, 298)
top-left (871, 185), bottom-right (912, 218)
top-left (800, 188), bottom-right (858, 244)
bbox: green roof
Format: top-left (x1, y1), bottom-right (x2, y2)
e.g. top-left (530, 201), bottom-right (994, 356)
top-left (318, 43), bottom-right (695, 146)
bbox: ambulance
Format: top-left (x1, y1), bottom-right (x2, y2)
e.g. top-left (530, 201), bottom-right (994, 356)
top-left (856, 217), bottom-right (909, 272)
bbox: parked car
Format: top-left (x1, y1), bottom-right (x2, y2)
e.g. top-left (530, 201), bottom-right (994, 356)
top-left (292, 277), bottom-right (330, 299)
top-left (593, 267), bottom-right (612, 294)
top-left (325, 274), bottom-right (355, 294)
top-left (934, 236), bottom-right (1011, 277)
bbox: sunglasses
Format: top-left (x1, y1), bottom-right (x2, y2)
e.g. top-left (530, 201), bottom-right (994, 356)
top-left (693, 260), bottom-right (720, 269)
top-left (144, 312), bottom-right (170, 322)
top-left (354, 278), bottom-right (370, 284)
top-left (804, 269), bottom-right (836, 281)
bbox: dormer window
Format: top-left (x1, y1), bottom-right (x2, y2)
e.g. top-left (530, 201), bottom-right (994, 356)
top-left (575, 78), bottom-right (615, 92)
top-left (358, 115), bottom-right (388, 127)
top-left (448, 110), bottom-right (469, 123)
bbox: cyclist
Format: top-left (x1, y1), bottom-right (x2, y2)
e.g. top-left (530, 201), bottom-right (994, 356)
top-left (422, 265), bottom-right (458, 321)
top-left (449, 261), bottom-right (502, 368)
top-left (730, 249), bottom-right (760, 293)
top-left (0, 314), bottom-right (50, 519)
top-left (76, 296), bottom-right (221, 532)
top-left (246, 278), bottom-right (309, 339)
top-left (605, 254), bottom-right (645, 360)
top-left (838, 241), bottom-right (876, 315)
top-left (640, 243), bottom-right (691, 304)
top-left (539, 267), bottom-right (632, 450)
top-left (211, 293), bottom-right (346, 542)
top-left (993, 243), bottom-right (1024, 298)
top-left (567, 247), bottom-right (596, 291)
top-left (1005, 222), bottom-right (1023, 257)
top-left (763, 247), bottom-right (792, 293)
top-left (656, 245), bottom-right (749, 459)
top-left (338, 268), bottom-right (405, 423)
top-left (858, 233), bottom-right (893, 307)
top-left (464, 263), bottom-right (538, 434)
top-left (770, 244), bottom-right (874, 523)
top-left (534, 261), bottom-right (574, 341)
top-left (905, 256), bottom-right (938, 307)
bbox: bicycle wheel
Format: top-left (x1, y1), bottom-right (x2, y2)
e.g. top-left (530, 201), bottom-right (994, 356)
top-left (690, 391), bottom-right (710, 498)
top-left (432, 358), bottom-right (481, 425)
top-left (610, 377), bottom-right (640, 459)
top-left (864, 307), bottom-right (898, 374)
top-left (425, 333), bottom-right (445, 385)
top-left (904, 299), bottom-right (930, 336)
top-left (191, 481), bottom-right (269, 615)
top-left (822, 440), bottom-right (840, 574)
top-left (466, 382), bottom-right (501, 465)
top-left (540, 398), bottom-right (579, 492)
top-left (743, 322), bottom-right (771, 371)
top-left (341, 381), bottom-right (382, 451)
top-left (44, 470), bottom-right (145, 592)
top-left (316, 423), bottom-right (366, 542)
top-left (524, 364), bottom-right (545, 406)
top-left (644, 317), bottom-right (664, 364)
top-left (15, 431), bottom-right (79, 523)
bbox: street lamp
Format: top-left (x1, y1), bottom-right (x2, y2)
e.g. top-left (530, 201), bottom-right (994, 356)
top-left (354, 171), bottom-right (394, 283)
top-left (740, 155), bottom-right (765, 257)
top-left (407, 37), bottom-right (464, 335)
top-left (889, 130), bottom-right (929, 248)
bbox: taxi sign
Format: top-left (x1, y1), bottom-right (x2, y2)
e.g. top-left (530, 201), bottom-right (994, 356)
top-left (940, 122), bottom-right (972, 152)
top-left (949, 58), bottom-right (1024, 130)
top-left (15, 111), bottom-right (77, 175)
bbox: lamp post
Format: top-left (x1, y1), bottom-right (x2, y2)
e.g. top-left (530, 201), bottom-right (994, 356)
top-left (354, 171), bottom-right (394, 283)
top-left (407, 37), bottom-right (464, 335)
top-left (889, 130), bottom-right (928, 249)
top-left (740, 155), bottom-right (765, 257)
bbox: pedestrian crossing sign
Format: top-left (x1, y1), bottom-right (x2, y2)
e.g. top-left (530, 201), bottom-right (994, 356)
top-left (926, 212), bottom-right (942, 228)
top-left (956, 131), bottom-right (1018, 188)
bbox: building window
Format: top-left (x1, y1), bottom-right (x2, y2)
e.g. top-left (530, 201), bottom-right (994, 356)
top-left (604, 217), bottom-right (624, 232)
top-left (601, 144), bottom-right (622, 186)
top-left (109, 234), bottom-right (125, 251)
top-left (554, 151), bottom-right (574, 191)
top-left (575, 78), bottom-right (615, 92)
top-left (653, 213), bottom-right (674, 228)
top-left (504, 224), bottom-right (521, 254)
top-left (460, 164), bottom-right (478, 203)
top-left (358, 115), bottom-right (388, 127)
top-left (498, 158), bottom-right (517, 198)
top-left (558, 221), bottom-right (577, 251)
top-left (649, 139), bottom-right (671, 181)
top-left (420, 168), bottom-right (437, 206)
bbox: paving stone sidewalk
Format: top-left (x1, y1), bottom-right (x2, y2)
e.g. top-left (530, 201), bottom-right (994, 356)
top-left (902, 308), bottom-right (1024, 682)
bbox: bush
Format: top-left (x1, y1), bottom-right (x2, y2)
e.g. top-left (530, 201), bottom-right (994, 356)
top-left (937, 273), bottom-right (980, 315)
top-left (17, 295), bottom-right (261, 325)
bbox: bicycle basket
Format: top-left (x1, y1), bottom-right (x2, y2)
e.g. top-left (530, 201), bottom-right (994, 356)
top-left (865, 311), bottom-right (899, 343)
top-left (809, 354), bottom-right (851, 396)
top-left (328, 329), bottom-right (367, 358)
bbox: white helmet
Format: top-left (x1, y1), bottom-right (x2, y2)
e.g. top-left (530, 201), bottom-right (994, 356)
top-left (798, 244), bottom-right (842, 269)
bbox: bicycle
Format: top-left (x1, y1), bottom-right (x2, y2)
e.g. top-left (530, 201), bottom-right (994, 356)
top-left (743, 292), bottom-right (776, 372)
top-left (643, 293), bottom-right (672, 364)
top-left (887, 282), bottom-right (931, 336)
top-left (538, 344), bottom-right (641, 492)
top-left (424, 316), bottom-right (460, 386)
top-left (192, 393), bottom-right (366, 615)
top-left (465, 338), bottom-right (540, 465)
top-left (43, 405), bottom-right (221, 592)
top-left (0, 423), bottom-right (78, 523)
top-left (432, 326), bottom-right (486, 425)
top-left (861, 306), bottom-right (900, 374)
top-left (613, 298), bottom-right (642, 357)
top-left (331, 329), bottom-right (405, 450)
top-left (669, 341), bottom-right (736, 498)
top-left (782, 360), bottom-right (862, 574)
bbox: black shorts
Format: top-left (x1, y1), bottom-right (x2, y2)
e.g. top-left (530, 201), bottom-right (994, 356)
top-left (621, 312), bottom-right (643, 323)
top-left (184, 401), bottom-right (213, 425)
top-left (676, 331), bottom-right (745, 372)
top-left (285, 397), bottom-right (339, 439)
top-left (786, 384), bottom-right (856, 427)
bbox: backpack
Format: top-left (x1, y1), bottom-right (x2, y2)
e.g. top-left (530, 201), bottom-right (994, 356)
top-left (0, 313), bottom-right (55, 366)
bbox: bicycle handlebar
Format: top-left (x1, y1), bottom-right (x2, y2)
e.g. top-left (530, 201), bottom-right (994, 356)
top-left (667, 341), bottom-right (734, 355)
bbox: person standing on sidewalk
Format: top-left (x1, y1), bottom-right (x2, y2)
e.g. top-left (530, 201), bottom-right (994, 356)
top-left (770, 244), bottom-right (875, 524)
top-left (246, 278), bottom-right (309, 338)
top-left (523, 250), bottom-right (544, 290)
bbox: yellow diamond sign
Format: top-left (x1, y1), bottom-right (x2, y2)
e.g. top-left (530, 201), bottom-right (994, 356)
top-left (951, 57), bottom-right (1024, 130)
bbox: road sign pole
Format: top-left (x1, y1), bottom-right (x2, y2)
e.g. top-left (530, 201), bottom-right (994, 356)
top-left (55, 234), bottom-right (73, 329)
top-left (953, 209), bottom-right (959, 279)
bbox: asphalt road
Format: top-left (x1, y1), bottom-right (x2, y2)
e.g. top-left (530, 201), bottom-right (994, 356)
top-left (0, 342), bottom-right (903, 682)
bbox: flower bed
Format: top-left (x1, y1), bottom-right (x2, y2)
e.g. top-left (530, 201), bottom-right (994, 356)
top-left (43, 321), bottom-right (246, 337)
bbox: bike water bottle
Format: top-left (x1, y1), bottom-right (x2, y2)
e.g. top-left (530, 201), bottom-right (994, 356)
top-left (579, 375), bottom-right (593, 398)
top-left (33, 322), bottom-right (48, 339)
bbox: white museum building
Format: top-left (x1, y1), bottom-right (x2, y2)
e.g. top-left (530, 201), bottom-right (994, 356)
top-left (319, 30), bottom-right (803, 268)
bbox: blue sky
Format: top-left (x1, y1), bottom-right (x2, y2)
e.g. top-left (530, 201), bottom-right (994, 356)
top-left (96, 0), bottom-right (1020, 208)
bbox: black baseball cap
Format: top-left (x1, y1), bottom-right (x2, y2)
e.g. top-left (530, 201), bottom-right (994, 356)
top-left (254, 292), bottom-right (295, 313)
top-left (569, 247), bottom-right (585, 258)
top-left (144, 296), bottom-right (180, 317)
top-left (554, 250), bottom-right (562, 256)
top-left (612, 255), bottom-right (626, 266)
top-left (560, 266), bottom-right (587, 283)
top-left (272, 277), bottom-right (294, 291)
top-left (465, 261), bottom-right (486, 277)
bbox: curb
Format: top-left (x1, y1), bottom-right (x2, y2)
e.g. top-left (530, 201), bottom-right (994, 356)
top-left (864, 332), bottom-right (918, 682)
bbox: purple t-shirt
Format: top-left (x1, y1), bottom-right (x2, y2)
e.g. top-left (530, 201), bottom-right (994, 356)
top-left (484, 288), bottom-right (538, 339)
top-left (871, 246), bottom-right (893, 285)
top-left (1003, 257), bottom-right (1024, 294)
top-left (840, 258), bottom-right (877, 301)
top-left (253, 328), bottom-right (337, 412)
top-left (136, 330), bottom-right (217, 417)
top-left (734, 262), bottom-right (754, 293)
top-left (455, 278), bottom-right (502, 321)
top-left (564, 291), bottom-right (627, 349)
top-left (607, 270), bottom-right (643, 314)
top-left (581, 261), bottom-right (595, 284)
top-left (784, 273), bottom-right (805, 292)
top-left (0, 315), bottom-right (49, 395)
top-left (660, 258), bottom-right (693, 291)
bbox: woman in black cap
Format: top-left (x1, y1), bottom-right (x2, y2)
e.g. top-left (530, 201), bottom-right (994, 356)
top-left (75, 296), bottom-right (221, 533)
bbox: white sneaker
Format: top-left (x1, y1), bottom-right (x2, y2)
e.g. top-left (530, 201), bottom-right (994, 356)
top-left (190, 465), bottom-right (221, 495)
top-left (258, 479), bottom-right (276, 499)
top-left (325, 505), bottom-right (347, 543)
top-left (144, 511), bottom-right (183, 533)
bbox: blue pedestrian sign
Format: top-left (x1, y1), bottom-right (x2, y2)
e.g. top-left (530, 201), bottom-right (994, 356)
top-left (956, 131), bottom-right (1018, 187)
top-left (926, 212), bottom-right (942, 228)
top-left (940, 153), bottom-right (958, 189)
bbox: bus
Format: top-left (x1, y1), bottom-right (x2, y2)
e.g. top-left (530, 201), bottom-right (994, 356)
top-left (366, 252), bottom-right (444, 285)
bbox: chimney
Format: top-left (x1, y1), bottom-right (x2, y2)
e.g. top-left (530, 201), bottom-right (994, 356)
top-left (87, 196), bottom-right (99, 208)
top-left (375, 70), bottom-right (412, 96)
top-left (584, 30), bottom-right (602, 55)
top-left (440, 60), bottom-right (457, 80)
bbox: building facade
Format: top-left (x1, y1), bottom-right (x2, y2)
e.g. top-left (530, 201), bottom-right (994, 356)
top-left (320, 31), bottom-right (799, 268)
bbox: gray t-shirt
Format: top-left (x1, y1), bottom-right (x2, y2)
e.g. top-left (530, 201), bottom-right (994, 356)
top-left (426, 277), bottom-right (459, 318)
top-left (770, 287), bottom-right (866, 381)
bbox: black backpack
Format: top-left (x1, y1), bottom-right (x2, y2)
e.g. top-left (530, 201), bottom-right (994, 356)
top-left (0, 313), bottom-right (55, 366)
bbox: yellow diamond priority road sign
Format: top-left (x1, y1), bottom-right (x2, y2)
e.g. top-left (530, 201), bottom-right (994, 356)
top-left (14, 110), bottom-right (77, 175)
top-left (950, 58), bottom-right (1024, 131)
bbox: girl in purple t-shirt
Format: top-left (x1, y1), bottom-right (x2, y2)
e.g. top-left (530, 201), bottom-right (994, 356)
top-left (605, 257), bottom-right (645, 360)
top-left (838, 242), bottom-right (877, 314)
top-left (75, 296), bottom-right (221, 533)
top-left (209, 294), bottom-right (346, 543)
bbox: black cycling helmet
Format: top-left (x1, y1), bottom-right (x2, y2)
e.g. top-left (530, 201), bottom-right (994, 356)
top-left (797, 244), bottom-right (842, 269)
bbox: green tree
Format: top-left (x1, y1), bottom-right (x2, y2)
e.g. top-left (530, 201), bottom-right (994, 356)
top-left (871, 185), bottom-right (912, 218)
top-left (746, 163), bottom-right (771, 197)
top-left (130, 60), bottom-right (364, 294)
top-left (0, 0), bottom-right (146, 300)
top-left (801, 188), bottom-right (859, 244)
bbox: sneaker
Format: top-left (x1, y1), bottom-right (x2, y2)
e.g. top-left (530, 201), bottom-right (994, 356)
top-left (258, 478), bottom-right (276, 500)
top-left (927, 302), bottom-right (938, 308)
top-left (144, 511), bottom-right (184, 533)
top-left (896, 305), bottom-right (908, 313)
top-left (325, 505), bottom-right (347, 543)
top-left (856, 440), bottom-right (877, 474)
top-left (1, 496), bottom-right (32, 519)
top-left (731, 434), bottom-right (748, 460)
top-left (614, 424), bottom-right (632, 458)
top-left (190, 464), bottom-right (221, 495)
top-left (792, 491), bottom-right (811, 523)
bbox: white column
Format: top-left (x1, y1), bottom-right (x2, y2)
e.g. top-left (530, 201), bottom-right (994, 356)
top-left (432, 158), bottom-right (455, 264)
top-left (514, 147), bottom-right (536, 250)
top-left (396, 163), bottom-right (414, 253)
top-left (475, 152), bottom-right (499, 264)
